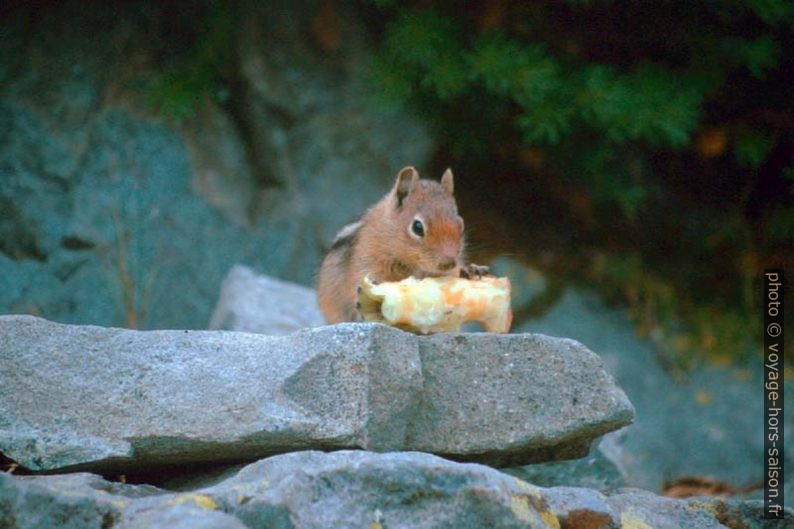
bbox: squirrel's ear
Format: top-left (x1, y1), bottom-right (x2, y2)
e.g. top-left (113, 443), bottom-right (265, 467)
top-left (395, 166), bottom-right (418, 207)
top-left (440, 168), bottom-right (454, 195)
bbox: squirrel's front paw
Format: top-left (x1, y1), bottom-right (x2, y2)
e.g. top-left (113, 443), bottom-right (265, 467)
top-left (353, 286), bottom-right (365, 322)
top-left (354, 282), bottom-right (381, 322)
top-left (461, 263), bottom-right (491, 279)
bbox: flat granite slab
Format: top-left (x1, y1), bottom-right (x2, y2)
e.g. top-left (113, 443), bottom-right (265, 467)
top-left (0, 315), bottom-right (633, 472)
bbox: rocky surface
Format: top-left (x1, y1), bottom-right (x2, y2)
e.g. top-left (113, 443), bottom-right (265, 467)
top-left (0, 315), bottom-right (632, 472)
top-left (408, 333), bottom-right (633, 466)
top-left (1, 451), bottom-right (789, 529)
top-left (0, 0), bottom-right (431, 330)
top-left (535, 292), bottom-right (794, 499)
top-left (504, 437), bottom-right (627, 491)
top-left (208, 265), bottom-right (324, 335)
top-left (0, 315), bottom-right (421, 472)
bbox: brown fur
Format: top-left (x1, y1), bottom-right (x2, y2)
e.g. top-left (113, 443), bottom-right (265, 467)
top-left (316, 167), bottom-right (466, 323)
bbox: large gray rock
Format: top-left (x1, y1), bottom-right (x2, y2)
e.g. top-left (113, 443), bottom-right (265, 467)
top-left (0, 315), bottom-right (421, 472)
top-left (208, 265), bottom-right (324, 335)
top-left (1, 451), bottom-right (789, 529)
top-left (0, 315), bottom-right (632, 472)
top-left (407, 333), bottom-right (634, 466)
top-left (203, 451), bottom-right (560, 529)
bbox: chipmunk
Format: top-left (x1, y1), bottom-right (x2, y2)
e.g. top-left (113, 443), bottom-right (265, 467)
top-left (316, 166), bottom-right (488, 323)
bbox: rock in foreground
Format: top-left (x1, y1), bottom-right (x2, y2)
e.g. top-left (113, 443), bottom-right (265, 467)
top-left (0, 316), bottom-right (420, 472)
top-left (0, 315), bottom-right (632, 472)
top-left (408, 333), bottom-right (634, 465)
top-left (0, 451), bottom-right (788, 529)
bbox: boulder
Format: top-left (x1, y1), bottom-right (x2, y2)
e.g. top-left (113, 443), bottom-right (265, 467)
top-left (1, 451), bottom-right (789, 529)
top-left (208, 265), bottom-right (324, 335)
top-left (0, 315), bottom-right (421, 472)
top-left (0, 315), bottom-right (632, 472)
top-left (406, 333), bottom-right (634, 466)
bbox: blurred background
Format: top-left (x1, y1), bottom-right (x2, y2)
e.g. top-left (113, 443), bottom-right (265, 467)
top-left (1, 0), bottom-right (791, 502)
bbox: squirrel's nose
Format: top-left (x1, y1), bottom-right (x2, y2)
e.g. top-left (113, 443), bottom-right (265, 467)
top-left (438, 258), bottom-right (457, 271)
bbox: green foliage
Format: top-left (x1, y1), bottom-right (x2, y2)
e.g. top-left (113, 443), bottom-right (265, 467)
top-left (746, 0), bottom-right (794, 24)
top-left (735, 128), bottom-right (775, 167)
top-left (376, 12), bottom-right (705, 149)
top-left (470, 36), bottom-right (559, 106)
top-left (148, 3), bottom-right (234, 121)
top-left (728, 36), bottom-right (780, 78)
top-left (767, 206), bottom-right (794, 243)
top-left (383, 11), bottom-right (467, 99)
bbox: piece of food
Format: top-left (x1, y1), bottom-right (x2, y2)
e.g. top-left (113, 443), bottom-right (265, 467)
top-left (358, 275), bottom-right (512, 334)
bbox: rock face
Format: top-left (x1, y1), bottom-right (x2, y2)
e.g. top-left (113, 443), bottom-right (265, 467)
top-left (1, 451), bottom-right (789, 529)
top-left (208, 265), bottom-right (324, 335)
top-left (0, 0), bottom-right (431, 330)
top-left (0, 315), bottom-right (632, 472)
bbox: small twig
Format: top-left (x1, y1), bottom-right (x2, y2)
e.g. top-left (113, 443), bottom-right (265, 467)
top-left (111, 208), bottom-right (138, 329)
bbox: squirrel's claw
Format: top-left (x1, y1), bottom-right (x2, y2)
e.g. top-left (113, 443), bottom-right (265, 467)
top-left (461, 263), bottom-right (491, 279)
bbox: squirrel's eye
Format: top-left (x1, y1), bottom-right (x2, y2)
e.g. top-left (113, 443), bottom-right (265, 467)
top-left (411, 219), bottom-right (425, 237)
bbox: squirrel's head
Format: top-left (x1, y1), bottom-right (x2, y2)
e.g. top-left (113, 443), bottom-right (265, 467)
top-left (388, 166), bottom-right (464, 277)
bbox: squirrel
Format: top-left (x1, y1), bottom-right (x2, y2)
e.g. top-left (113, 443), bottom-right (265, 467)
top-left (316, 166), bottom-right (488, 324)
